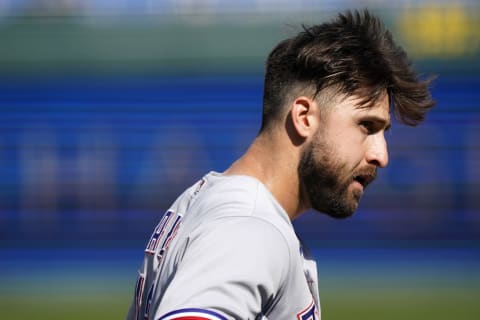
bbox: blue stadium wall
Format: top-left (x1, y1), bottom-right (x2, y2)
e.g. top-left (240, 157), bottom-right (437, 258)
top-left (0, 2), bottom-right (479, 319)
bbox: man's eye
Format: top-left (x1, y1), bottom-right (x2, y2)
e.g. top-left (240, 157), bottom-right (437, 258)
top-left (359, 121), bottom-right (374, 133)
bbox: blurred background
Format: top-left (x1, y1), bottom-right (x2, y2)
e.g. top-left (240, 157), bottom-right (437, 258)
top-left (0, 0), bottom-right (479, 319)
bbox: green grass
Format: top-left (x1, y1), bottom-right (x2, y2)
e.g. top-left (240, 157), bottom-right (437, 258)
top-left (1, 284), bottom-right (478, 320)
top-left (0, 273), bottom-right (135, 320)
top-left (321, 287), bottom-right (480, 320)
top-left (0, 293), bottom-right (132, 320)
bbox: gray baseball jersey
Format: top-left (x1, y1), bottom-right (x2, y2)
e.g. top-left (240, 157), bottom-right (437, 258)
top-left (126, 172), bottom-right (321, 320)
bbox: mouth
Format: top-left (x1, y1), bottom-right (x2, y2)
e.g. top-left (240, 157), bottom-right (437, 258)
top-left (353, 172), bottom-right (376, 189)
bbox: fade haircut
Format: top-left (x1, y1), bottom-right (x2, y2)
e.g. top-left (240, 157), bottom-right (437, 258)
top-left (260, 9), bottom-right (435, 131)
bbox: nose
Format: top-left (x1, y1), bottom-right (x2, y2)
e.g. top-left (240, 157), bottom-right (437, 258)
top-left (366, 133), bottom-right (389, 168)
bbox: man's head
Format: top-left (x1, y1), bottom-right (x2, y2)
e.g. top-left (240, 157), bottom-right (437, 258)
top-left (260, 9), bottom-right (435, 218)
top-left (260, 9), bottom-right (434, 131)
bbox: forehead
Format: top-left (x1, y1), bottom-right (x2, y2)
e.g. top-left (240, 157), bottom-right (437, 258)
top-left (332, 93), bottom-right (390, 120)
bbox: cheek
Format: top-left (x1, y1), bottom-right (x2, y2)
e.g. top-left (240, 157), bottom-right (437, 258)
top-left (315, 127), bottom-right (364, 169)
top-left (340, 130), bottom-right (367, 159)
top-left (331, 127), bottom-right (364, 148)
top-left (335, 143), bottom-right (364, 165)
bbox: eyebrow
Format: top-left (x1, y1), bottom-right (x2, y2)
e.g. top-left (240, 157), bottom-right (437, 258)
top-left (362, 115), bottom-right (392, 132)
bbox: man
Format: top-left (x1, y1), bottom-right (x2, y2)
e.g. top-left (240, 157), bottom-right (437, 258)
top-left (126, 9), bottom-right (435, 320)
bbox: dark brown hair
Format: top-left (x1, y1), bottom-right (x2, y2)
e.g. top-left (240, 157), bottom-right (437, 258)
top-left (260, 9), bottom-right (435, 130)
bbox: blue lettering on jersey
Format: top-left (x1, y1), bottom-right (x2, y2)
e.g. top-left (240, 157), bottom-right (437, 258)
top-left (134, 274), bottom-right (145, 320)
top-left (145, 211), bottom-right (174, 255)
top-left (136, 210), bottom-right (184, 319)
top-left (144, 284), bottom-right (155, 320)
top-left (157, 215), bottom-right (182, 261)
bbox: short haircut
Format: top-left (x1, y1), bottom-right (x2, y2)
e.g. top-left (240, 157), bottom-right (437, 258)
top-left (260, 9), bottom-right (435, 131)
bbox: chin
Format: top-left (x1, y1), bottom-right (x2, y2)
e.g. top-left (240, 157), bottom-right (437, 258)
top-left (310, 190), bottom-right (360, 219)
top-left (315, 203), bottom-right (357, 220)
top-left (331, 209), bottom-right (356, 220)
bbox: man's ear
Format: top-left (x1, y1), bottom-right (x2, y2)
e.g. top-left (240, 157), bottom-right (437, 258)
top-left (289, 96), bottom-right (317, 139)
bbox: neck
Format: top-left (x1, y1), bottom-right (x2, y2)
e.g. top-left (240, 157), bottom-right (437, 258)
top-left (223, 131), bottom-right (307, 220)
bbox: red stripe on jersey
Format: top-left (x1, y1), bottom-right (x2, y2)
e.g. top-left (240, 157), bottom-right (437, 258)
top-left (297, 299), bottom-right (317, 320)
top-left (158, 308), bottom-right (227, 320)
top-left (163, 317), bottom-right (211, 320)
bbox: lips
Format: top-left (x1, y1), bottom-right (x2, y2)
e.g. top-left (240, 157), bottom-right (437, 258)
top-left (353, 169), bottom-right (377, 189)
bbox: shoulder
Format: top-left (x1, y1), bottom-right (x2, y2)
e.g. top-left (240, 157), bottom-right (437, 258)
top-left (182, 173), bottom-right (300, 260)
top-left (158, 216), bottom-right (294, 318)
top-left (187, 215), bottom-right (292, 271)
top-left (180, 172), bottom-right (300, 269)
top-left (194, 173), bottom-right (262, 216)
top-left (186, 173), bottom-right (291, 225)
